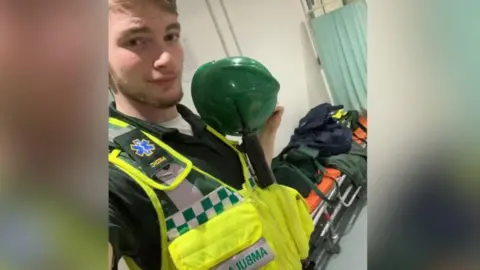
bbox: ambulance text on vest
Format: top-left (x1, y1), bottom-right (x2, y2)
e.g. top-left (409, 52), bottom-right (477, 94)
top-left (228, 246), bottom-right (269, 270)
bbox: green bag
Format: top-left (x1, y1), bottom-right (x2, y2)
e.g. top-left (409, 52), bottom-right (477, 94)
top-left (272, 146), bottom-right (339, 202)
top-left (320, 142), bottom-right (367, 188)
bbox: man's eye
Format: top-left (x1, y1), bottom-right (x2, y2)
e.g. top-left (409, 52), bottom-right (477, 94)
top-left (126, 37), bottom-right (148, 47)
top-left (165, 33), bottom-right (180, 42)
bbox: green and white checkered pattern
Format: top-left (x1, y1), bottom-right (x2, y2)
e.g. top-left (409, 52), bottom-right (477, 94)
top-left (165, 186), bottom-right (244, 241)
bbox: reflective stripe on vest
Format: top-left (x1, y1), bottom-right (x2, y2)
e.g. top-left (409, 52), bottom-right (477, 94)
top-left (108, 127), bottom-right (131, 142)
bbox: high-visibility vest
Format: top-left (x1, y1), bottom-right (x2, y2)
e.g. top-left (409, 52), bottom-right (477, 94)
top-left (108, 117), bottom-right (314, 270)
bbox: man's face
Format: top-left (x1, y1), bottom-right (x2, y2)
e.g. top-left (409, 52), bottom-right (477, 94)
top-left (109, 4), bottom-right (184, 108)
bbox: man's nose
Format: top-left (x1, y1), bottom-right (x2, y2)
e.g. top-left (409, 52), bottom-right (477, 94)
top-left (153, 51), bottom-right (173, 70)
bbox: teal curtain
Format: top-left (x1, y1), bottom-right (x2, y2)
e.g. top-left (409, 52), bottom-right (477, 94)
top-left (311, 0), bottom-right (367, 111)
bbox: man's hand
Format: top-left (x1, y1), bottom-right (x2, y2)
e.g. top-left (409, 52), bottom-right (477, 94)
top-left (262, 104), bottom-right (285, 134)
top-left (258, 104), bottom-right (285, 165)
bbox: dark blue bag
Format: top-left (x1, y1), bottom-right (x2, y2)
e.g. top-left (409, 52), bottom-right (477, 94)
top-left (285, 103), bottom-right (352, 157)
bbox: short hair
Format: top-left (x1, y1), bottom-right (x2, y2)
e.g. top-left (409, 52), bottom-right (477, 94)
top-left (109, 0), bottom-right (178, 14)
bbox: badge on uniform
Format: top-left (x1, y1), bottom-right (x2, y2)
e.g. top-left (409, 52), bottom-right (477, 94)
top-left (114, 129), bottom-right (174, 179)
top-left (130, 139), bottom-right (155, 157)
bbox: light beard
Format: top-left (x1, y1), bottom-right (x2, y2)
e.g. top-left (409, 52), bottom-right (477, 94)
top-left (110, 71), bottom-right (184, 108)
top-left (123, 87), bottom-right (184, 109)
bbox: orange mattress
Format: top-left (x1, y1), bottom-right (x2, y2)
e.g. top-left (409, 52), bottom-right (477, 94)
top-left (305, 168), bottom-right (342, 213)
top-left (353, 116), bottom-right (367, 145)
top-left (359, 116), bottom-right (367, 127)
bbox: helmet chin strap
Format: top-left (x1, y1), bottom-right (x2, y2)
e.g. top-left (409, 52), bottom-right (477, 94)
top-left (235, 101), bottom-right (276, 189)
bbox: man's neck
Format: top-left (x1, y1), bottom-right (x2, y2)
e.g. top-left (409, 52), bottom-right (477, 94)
top-left (115, 95), bottom-right (179, 123)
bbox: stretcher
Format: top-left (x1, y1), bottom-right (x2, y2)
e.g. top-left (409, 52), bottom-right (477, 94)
top-left (302, 116), bottom-right (368, 270)
top-left (301, 171), bottom-right (365, 270)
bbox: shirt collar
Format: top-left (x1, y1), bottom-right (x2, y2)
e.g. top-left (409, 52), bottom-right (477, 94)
top-left (109, 102), bottom-right (206, 136)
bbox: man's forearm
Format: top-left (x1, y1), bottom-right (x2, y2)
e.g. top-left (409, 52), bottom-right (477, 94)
top-left (258, 103), bottom-right (284, 166)
top-left (258, 129), bottom-right (277, 166)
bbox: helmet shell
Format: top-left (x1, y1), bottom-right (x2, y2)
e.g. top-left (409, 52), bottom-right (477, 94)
top-left (191, 57), bottom-right (280, 135)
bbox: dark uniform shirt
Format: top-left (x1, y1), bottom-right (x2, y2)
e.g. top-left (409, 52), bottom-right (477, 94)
top-left (108, 102), bottom-right (245, 270)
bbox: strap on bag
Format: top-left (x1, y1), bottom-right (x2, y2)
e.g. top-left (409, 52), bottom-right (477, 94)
top-left (357, 121), bottom-right (367, 133)
top-left (284, 163), bottom-right (338, 204)
top-left (286, 146), bottom-right (340, 204)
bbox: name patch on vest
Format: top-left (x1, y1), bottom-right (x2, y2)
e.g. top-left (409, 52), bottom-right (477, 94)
top-left (214, 238), bottom-right (274, 270)
top-left (150, 156), bottom-right (167, 168)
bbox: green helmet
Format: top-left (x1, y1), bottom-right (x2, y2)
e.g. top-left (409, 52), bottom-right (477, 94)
top-left (191, 56), bottom-right (280, 135)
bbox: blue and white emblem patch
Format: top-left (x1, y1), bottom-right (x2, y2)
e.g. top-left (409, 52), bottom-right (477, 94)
top-left (130, 139), bottom-right (155, 157)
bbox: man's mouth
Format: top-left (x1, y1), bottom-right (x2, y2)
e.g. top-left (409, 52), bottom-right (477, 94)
top-left (149, 76), bottom-right (178, 87)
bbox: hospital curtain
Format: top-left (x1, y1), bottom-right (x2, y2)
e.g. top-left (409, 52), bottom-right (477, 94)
top-left (310, 0), bottom-right (367, 112)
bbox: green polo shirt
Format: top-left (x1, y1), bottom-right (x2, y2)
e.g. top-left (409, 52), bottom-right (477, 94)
top-left (108, 102), bottom-right (245, 270)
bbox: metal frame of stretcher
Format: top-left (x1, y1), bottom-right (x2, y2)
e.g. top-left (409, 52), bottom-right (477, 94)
top-left (302, 174), bottom-right (366, 270)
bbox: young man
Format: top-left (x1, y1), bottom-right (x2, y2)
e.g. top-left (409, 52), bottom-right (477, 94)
top-left (108, 1), bottom-right (308, 270)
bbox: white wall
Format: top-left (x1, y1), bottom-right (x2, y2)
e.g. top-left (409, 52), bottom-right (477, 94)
top-left (178, 0), bottom-right (331, 155)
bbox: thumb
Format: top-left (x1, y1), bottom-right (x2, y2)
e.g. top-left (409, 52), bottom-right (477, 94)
top-left (273, 103), bottom-right (284, 115)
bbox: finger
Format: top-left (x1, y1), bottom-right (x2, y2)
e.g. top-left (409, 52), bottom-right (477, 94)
top-left (275, 106), bottom-right (285, 116)
top-left (274, 103), bottom-right (284, 112)
top-left (272, 107), bottom-right (284, 118)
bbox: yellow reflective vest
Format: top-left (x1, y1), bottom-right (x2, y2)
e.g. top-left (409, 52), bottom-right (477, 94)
top-left (108, 117), bottom-right (313, 270)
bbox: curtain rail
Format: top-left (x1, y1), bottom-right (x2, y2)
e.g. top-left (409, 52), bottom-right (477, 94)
top-left (307, 0), bottom-right (343, 15)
